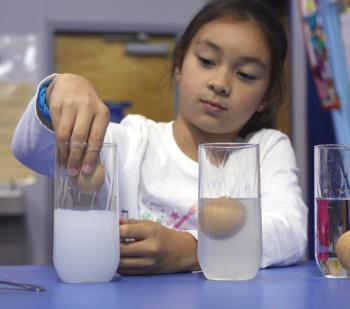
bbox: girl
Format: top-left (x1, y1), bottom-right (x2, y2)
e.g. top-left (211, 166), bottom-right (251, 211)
top-left (12, 0), bottom-right (308, 274)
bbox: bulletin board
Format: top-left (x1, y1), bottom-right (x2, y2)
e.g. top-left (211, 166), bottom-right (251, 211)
top-left (299, 0), bottom-right (350, 144)
top-left (299, 0), bottom-right (340, 110)
top-left (0, 35), bottom-right (37, 183)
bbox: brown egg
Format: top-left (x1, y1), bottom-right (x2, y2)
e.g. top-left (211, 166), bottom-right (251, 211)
top-left (336, 231), bottom-right (350, 271)
top-left (199, 196), bottom-right (246, 239)
top-left (71, 163), bottom-right (105, 193)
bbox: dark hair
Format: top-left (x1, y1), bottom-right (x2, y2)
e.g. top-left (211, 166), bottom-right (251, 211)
top-left (172, 0), bottom-right (288, 137)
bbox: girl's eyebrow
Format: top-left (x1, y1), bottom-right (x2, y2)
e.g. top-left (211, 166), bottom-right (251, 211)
top-left (195, 39), bottom-right (269, 70)
top-left (196, 39), bottom-right (222, 53)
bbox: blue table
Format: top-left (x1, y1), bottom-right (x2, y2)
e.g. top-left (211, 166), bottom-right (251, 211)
top-left (0, 262), bottom-right (350, 309)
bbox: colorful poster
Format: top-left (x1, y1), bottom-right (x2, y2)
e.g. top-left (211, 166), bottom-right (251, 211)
top-left (300, 0), bottom-right (340, 109)
top-left (340, 12), bottom-right (350, 85)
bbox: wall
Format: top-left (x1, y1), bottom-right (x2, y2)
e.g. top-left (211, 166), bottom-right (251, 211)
top-left (0, 0), bottom-right (310, 264)
top-left (0, 0), bottom-right (47, 78)
top-left (1, 0), bottom-right (205, 78)
top-left (0, 0), bottom-right (205, 264)
top-left (48, 0), bottom-right (203, 26)
top-left (0, 0), bottom-right (52, 264)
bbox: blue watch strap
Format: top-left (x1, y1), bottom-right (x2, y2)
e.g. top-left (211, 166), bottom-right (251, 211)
top-left (37, 80), bottom-right (52, 123)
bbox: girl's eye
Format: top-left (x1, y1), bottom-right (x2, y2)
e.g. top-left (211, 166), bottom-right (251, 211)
top-left (237, 71), bottom-right (257, 81)
top-left (198, 56), bottom-right (215, 67)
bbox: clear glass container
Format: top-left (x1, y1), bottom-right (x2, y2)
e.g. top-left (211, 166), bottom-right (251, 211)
top-left (198, 143), bottom-right (262, 281)
top-left (315, 144), bottom-right (350, 278)
top-left (54, 142), bottom-right (119, 283)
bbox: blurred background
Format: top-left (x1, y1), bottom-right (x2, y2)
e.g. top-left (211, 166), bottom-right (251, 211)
top-left (0, 0), bottom-right (348, 265)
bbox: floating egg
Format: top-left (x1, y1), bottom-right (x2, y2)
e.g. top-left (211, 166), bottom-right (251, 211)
top-left (199, 196), bottom-right (246, 239)
top-left (72, 163), bottom-right (105, 193)
top-left (336, 230), bottom-right (350, 271)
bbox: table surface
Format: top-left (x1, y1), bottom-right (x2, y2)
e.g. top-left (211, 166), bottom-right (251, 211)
top-left (0, 261), bottom-right (350, 309)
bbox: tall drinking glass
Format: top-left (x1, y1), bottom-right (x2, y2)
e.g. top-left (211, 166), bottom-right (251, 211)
top-left (315, 144), bottom-right (350, 278)
top-left (54, 142), bottom-right (119, 283)
top-left (198, 143), bottom-right (262, 281)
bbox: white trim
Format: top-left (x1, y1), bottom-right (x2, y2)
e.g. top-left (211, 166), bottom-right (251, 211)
top-left (290, 0), bottom-right (308, 204)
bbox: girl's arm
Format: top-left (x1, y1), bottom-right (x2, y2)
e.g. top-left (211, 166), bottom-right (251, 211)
top-left (12, 76), bottom-right (57, 177)
top-left (258, 131), bottom-right (308, 267)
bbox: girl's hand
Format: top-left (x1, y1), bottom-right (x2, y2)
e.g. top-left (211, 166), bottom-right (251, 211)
top-left (119, 220), bottom-right (200, 275)
top-left (46, 73), bottom-right (110, 176)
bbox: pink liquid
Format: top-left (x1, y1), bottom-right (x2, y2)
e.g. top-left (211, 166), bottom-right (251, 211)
top-left (315, 198), bottom-right (350, 278)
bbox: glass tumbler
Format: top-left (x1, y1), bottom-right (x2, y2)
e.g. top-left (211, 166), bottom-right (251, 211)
top-left (198, 143), bottom-right (262, 280)
top-left (54, 142), bottom-right (119, 283)
top-left (315, 144), bottom-right (350, 278)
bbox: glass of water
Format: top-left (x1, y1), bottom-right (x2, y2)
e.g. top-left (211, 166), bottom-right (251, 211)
top-left (198, 143), bottom-right (262, 281)
top-left (54, 142), bottom-right (119, 283)
top-left (315, 144), bottom-right (350, 278)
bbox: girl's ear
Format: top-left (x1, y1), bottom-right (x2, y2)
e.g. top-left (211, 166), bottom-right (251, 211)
top-left (256, 96), bottom-right (271, 113)
top-left (256, 104), bottom-right (265, 113)
top-left (175, 67), bottom-right (181, 81)
top-left (257, 86), bottom-right (274, 113)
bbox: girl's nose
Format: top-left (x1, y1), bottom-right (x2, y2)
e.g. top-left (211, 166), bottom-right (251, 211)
top-left (207, 74), bottom-right (231, 96)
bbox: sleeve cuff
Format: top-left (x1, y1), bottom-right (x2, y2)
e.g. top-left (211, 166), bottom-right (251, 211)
top-left (37, 80), bottom-right (53, 123)
top-left (35, 74), bottom-right (58, 127)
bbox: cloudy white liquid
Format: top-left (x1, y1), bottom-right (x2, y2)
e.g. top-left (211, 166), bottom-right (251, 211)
top-left (54, 208), bottom-right (119, 283)
top-left (198, 198), bottom-right (262, 280)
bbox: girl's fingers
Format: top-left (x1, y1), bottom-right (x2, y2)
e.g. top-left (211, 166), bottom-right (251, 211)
top-left (67, 107), bottom-right (95, 175)
top-left (46, 75), bottom-right (109, 175)
top-left (118, 257), bottom-right (154, 275)
top-left (119, 220), bottom-right (150, 241)
top-left (55, 110), bottom-right (76, 169)
top-left (120, 240), bottom-right (148, 257)
top-left (122, 219), bottom-right (139, 224)
top-left (82, 105), bottom-right (110, 173)
top-left (120, 240), bottom-right (154, 258)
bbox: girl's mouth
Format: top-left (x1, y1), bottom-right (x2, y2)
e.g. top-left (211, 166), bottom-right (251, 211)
top-left (200, 100), bottom-right (227, 113)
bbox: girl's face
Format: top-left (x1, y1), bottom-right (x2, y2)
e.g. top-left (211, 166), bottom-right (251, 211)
top-left (176, 17), bottom-right (271, 137)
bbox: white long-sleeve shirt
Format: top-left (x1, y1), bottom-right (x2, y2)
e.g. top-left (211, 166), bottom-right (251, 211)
top-left (12, 78), bottom-right (308, 268)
